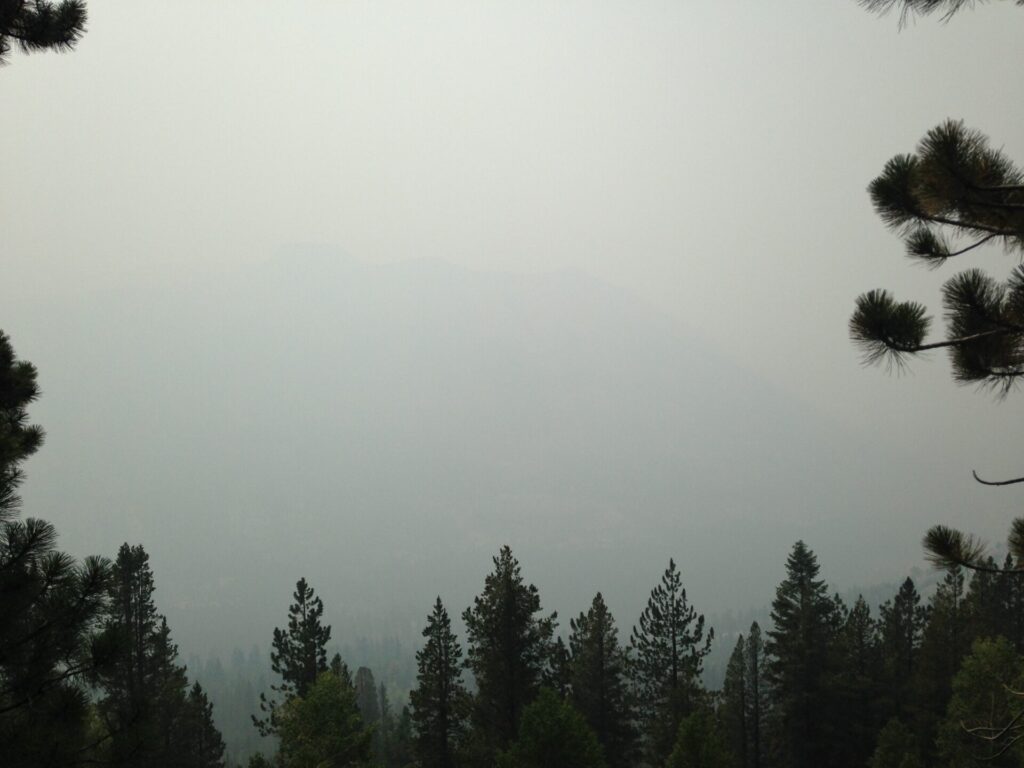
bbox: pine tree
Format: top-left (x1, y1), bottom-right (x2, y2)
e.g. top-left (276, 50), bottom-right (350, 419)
top-left (567, 592), bottom-right (636, 768)
top-left (964, 558), bottom-right (1004, 643)
top-left (766, 541), bottom-right (843, 768)
top-left (545, 636), bottom-right (571, 699)
top-left (181, 682), bottom-right (227, 768)
top-left (411, 597), bottom-right (468, 768)
top-left (720, 635), bottom-right (747, 768)
top-left (150, 617), bottom-right (192, 768)
top-left (0, 333), bottom-right (123, 767)
top-left (0, 0), bottom-right (87, 65)
top-left (630, 558), bottom-right (712, 764)
top-left (936, 636), bottom-right (1024, 766)
top-left (744, 622), bottom-right (768, 768)
top-left (846, 65), bottom-right (1024, 565)
top-left (354, 667), bottom-right (379, 726)
top-left (378, 682), bottom-right (393, 765)
top-left (869, 718), bottom-right (923, 768)
top-left (330, 652), bottom-right (354, 689)
top-left (98, 543), bottom-right (163, 765)
top-left (462, 546), bottom-right (556, 756)
top-left (878, 577), bottom-right (928, 720)
top-left (999, 554), bottom-right (1024, 652)
top-left (272, 578), bottom-right (331, 699)
top-left (274, 670), bottom-right (372, 768)
top-left (910, 566), bottom-right (969, 762)
top-left (496, 687), bottom-right (607, 768)
top-left (255, 577), bottom-right (331, 736)
top-left (95, 544), bottom-right (226, 768)
top-left (665, 707), bottom-right (731, 768)
top-left (392, 706), bottom-right (415, 768)
top-left (834, 596), bottom-right (883, 768)
top-left (0, 330), bottom-right (43, 521)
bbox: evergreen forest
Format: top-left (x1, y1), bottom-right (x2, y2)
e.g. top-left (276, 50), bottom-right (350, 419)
top-left (6, 0), bottom-right (1024, 767)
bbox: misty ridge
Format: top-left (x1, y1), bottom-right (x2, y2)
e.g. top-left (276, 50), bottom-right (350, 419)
top-left (7, 1), bottom-right (1024, 768)
top-left (14, 247), bottom-right (917, 653)
top-left (1, 248), bottom-right (966, 768)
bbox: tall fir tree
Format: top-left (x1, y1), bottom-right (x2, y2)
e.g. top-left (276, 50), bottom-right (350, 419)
top-left (255, 577), bottom-right (331, 736)
top-left (766, 541), bottom-right (843, 768)
top-left (98, 543), bottom-right (162, 765)
top-left (150, 617), bottom-right (193, 768)
top-left (96, 543), bottom-right (225, 768)
top-left (630, 558), bottom-right (712, 765)
top-left (834, 596), bottom-right (883, 768)
top-left (354, 667), bottom-right (380, 727)
top-left (378, 682), bottom-right (393, 765)
top-left (964, 557), bottom-right (1005, 643)
top-left (411, 597), bottom-right (468, 768)
top-left (999, 554), bottom-right (1024, 652)
top-left (744, 622), bottom-right (768, 768)
top-left (330, 652), bottom-right (354, 689)
top-left (392, 706), bottom-right (415, 768)
top-left (567, 592), bottom-right (636, 768)
top-left (720, 635), bottom-right (747, 768)
top-left (181, 682), bottom-right (227, 768)
top-left (462, 546), bottom-right (556, 758)
top-left (545, 636), bottom-right (572, 699)
top-left (878, 577), bottom-right (928, 721)
top-left (910, 566), bottom-right (969, 762)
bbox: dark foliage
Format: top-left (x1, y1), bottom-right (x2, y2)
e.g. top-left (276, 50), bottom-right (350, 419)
top-left (0, 0), bottom-right (87, 64)
top-left (411, 597), bottom-right (468, 768)
top-left (630, 558), bottom-right (712, 764)
top-left (461, 546), bottom-right (556, 759)
top-left (568, 593), bottom-right (636, 767)
top-left (254, 577), bottom-right (331, 737)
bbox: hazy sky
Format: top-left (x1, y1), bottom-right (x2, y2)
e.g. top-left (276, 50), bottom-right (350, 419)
top-left (3, 1), bottom-right (1024, 654)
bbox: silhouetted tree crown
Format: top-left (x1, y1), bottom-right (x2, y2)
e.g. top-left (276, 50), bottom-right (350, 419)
top-left (254, 577), bottom-right (331, 738)
top-left (568, 592), bottom-right (636, 768)
top-left (630, 558), bottom-right (712, 764)
top-left (411, 597), bottom-right (468, 768)
top-left (766, 541), bottom-right (843, 768)
top-left (0, 0), bottom-right (87, 64)
top-left (462, 546), bottom-right (556, 754)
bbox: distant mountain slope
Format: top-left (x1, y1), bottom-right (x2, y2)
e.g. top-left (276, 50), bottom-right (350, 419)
top-left (11, 247), bottom-right (919, 653)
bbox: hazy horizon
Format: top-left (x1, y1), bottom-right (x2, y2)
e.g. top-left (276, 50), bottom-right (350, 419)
top-left (4, 0), bottom-right (1023, 659)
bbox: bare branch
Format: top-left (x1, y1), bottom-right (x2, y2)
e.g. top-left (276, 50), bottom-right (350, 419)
top-left (973, 470), bottom-right (1024, 487)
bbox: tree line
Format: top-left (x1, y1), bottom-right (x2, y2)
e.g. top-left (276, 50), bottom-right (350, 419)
top-left (240, 539), bottom-right (1024, 768)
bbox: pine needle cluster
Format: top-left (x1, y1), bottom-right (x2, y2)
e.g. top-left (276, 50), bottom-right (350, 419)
top-left (851, 121), bottom-right (1024, 393)
top-left (0, 0), bottom-right (87, 64)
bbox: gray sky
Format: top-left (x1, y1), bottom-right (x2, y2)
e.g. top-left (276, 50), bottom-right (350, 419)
top-left (3, 1), bottom-right (1023, 654)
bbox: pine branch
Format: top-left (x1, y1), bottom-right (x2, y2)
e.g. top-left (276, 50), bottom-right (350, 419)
top-left (912, 328), bottom-right (1015, 352)
top-left (922, 213), bottom-right (1020, 238)
top-left (973, 470), bottom-right (1024, 486)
